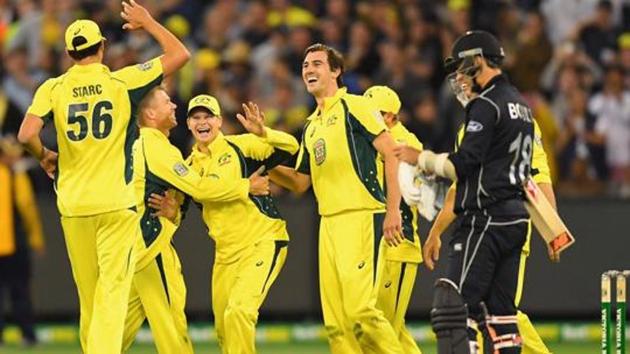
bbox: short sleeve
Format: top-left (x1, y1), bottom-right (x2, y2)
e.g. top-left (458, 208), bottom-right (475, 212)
top-left (295, 139), bottom-right (310, 175)
top-left (346, 97), bottom-right (387, 142)
top-left (26, 79), bottom-right (55, 119)
top-left (531, 121), bottom-right (552, 184)
top-left (113, 57), bottom-right (164, 105)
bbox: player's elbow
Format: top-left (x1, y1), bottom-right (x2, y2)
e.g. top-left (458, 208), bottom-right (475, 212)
top-left (162, 49), bottom-right (191, 76)
top-left (17, 125), bottom-right (35, 144)
top-left (172, 49), bottom-right (191, 71)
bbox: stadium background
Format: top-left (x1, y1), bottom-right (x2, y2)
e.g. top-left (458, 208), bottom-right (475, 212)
top-left (1, 0), bottom-right (629, 352)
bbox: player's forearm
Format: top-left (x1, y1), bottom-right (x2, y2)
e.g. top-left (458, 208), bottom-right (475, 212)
top-left (143, 18), bottom-right (190, 76)
top-left (262, 127), bottom-right (299, 155)
top-left (194, 178), bottom-right (249, 202)
top-left (269, 166), bottom-right (310, 194)
top-left (537, 182), bottom-right (557, 210)
top-left (383, 152), bottom-right (402, 213)
top-left (18, 121), bottom-right (45, 160)
top-left (418, 150), bottom-right (458, 181)
top-left (428, 187), bottom-right (457, 239)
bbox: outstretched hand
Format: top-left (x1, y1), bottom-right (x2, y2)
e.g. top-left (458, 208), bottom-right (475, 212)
top-left (236, 102), bottom-right (266, 137)
top-left (121, 0), bottom-right (154, 31)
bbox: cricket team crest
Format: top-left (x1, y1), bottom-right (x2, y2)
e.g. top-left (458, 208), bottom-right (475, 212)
top-left (313, 138), bottom-right (326, 165)
top-left (218, 153), bottom-right (232, 166)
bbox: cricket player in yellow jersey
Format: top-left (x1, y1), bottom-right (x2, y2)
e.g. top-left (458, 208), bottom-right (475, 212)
top-left (268, 44), bottom-right (405, 354)
top-left (364, 85), bottom-right (423, 354)
top-left (178, 95), bottom-right (297, 354)
top-left (16, 1), bottom-right (190, 352)
top-left (424, 120), bottom-right (556, 354)
top-left (121, 87), bottom-right (269, 354)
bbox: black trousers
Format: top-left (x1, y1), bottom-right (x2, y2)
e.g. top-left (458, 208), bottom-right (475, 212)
top-left (0, 254), bottom-right (37, 343)
top-left (446, 213), bottom-right (528, 352)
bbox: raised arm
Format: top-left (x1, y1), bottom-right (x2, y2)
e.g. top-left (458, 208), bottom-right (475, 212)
top-left (121, 0), bottom-right (190, 76)
top-left (233, 101), bottom-right (299, 168)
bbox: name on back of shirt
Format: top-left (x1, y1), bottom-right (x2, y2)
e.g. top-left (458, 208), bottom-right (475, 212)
top-left (73, 84), bottom-right (103, 98)
top-left (507, 102), bottom-right (533, 123)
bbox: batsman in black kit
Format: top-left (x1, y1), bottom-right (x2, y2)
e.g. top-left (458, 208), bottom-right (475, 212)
top-left (395, 30), bottom-right (534, 354)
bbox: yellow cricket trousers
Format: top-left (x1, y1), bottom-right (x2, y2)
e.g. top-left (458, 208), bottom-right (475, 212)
top-left (61, 208), bottom-right (138, 354)
top-left (376, 256), bottom-right (422, 354)
top-left (212, 239), bottom-right (288, 354)
top-left (319, 210), bottom-right (403, 354)
top-left (122, 243), bottom-right (193, 353)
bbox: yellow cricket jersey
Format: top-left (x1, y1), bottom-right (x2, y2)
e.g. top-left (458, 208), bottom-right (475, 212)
top-left (384, 122), bottom-right (423, 263)
top-left (27, 58), bottom-right (164, 217)
top-left (132, 128), bottom-right (251, 268)
top-left (455, 119), bottom-right (551, 254)
top-left (295, 88), bottom-right (387, 216)
top-left (186, 128), bottom-right (298, 264)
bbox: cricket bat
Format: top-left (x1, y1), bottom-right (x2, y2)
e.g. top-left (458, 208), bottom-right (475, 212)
top-left (523, 178), bottom-right (575, 254)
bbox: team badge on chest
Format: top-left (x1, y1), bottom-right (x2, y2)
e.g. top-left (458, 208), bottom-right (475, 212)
top-left (218, 153), bottom-right (232, 166)
top-left (313, 138), bottom-right (326, 165)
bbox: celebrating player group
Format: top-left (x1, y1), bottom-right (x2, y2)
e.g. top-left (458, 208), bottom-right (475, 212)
top-left (17, 1), bottom-right (567, 353)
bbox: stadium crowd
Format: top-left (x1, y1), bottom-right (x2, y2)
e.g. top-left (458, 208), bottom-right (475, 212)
top-left (0, 0), bottom-right (629, 198)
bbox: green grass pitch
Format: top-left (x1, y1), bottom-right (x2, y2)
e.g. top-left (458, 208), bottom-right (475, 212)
top-left (0, 341), bottom-right (601, 353)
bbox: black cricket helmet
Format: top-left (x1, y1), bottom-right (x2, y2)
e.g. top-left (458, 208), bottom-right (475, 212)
top-left (445, 30), bottom-right (504, 107)
top-left (445, 30), bottom-right (505, 74)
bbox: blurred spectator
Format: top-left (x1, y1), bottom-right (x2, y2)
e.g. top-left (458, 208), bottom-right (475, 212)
top-left (0, 136), bottom-right (44, 347)
top-left (588, 65), bottom-right (630, 197)
top-left (0, 89), bottom-right (23, 137)
top-left (618, 33), bottom-right (630, 87)
top-left (541, 0), bottom-right (598, 45)
top-left (238, 1), bottom-right (271, 48)
top-left (2, 47), bottom-right (47, 114)
top-left (508, 11), bottom-right (553, 92)
top-left (324, 0), bottom-right (351, 32)
top-left (267, 0), bottom-right (316, 28)
top-left (405, 93), bottom-right (449, 151)
top-left (345, 21), bottom-right (380, 85)
top-left (541, 42), bottom-right (603, 101)
top-left (263, 81), bottom-right (310, 135)
top-left (284, 26), bottom-right (313, 76)
top-left (404, 6), bottom-right (444, 91)
top-left (0, 0), bottom-right (624, 198)
top-left (374, 41), bottom-right (429, 111)
top-left (576, 0), bottom-right (620, 66)
top-left (555, 88), bottom-right (606, 190)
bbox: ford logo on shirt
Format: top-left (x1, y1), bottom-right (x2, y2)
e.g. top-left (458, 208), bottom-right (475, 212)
top-left (466, 121), bottom-right (484, 132)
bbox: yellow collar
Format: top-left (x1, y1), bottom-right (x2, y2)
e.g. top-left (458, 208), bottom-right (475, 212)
top-left (140, 127), bottom-right (169, 141)
top-left (190, 132), bottom-right (229, 159)
top-left (68, 62), bottom-right (109, 74)
top-left (308, 87), bottom-right (347, 121)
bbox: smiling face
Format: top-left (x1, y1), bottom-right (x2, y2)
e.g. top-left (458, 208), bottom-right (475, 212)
top-left (187, 108), bottom-right (222, 146)
top-left (302, 50), bottom-right (340, 98)
top-left (139, 88), bottom-right (178, 133)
